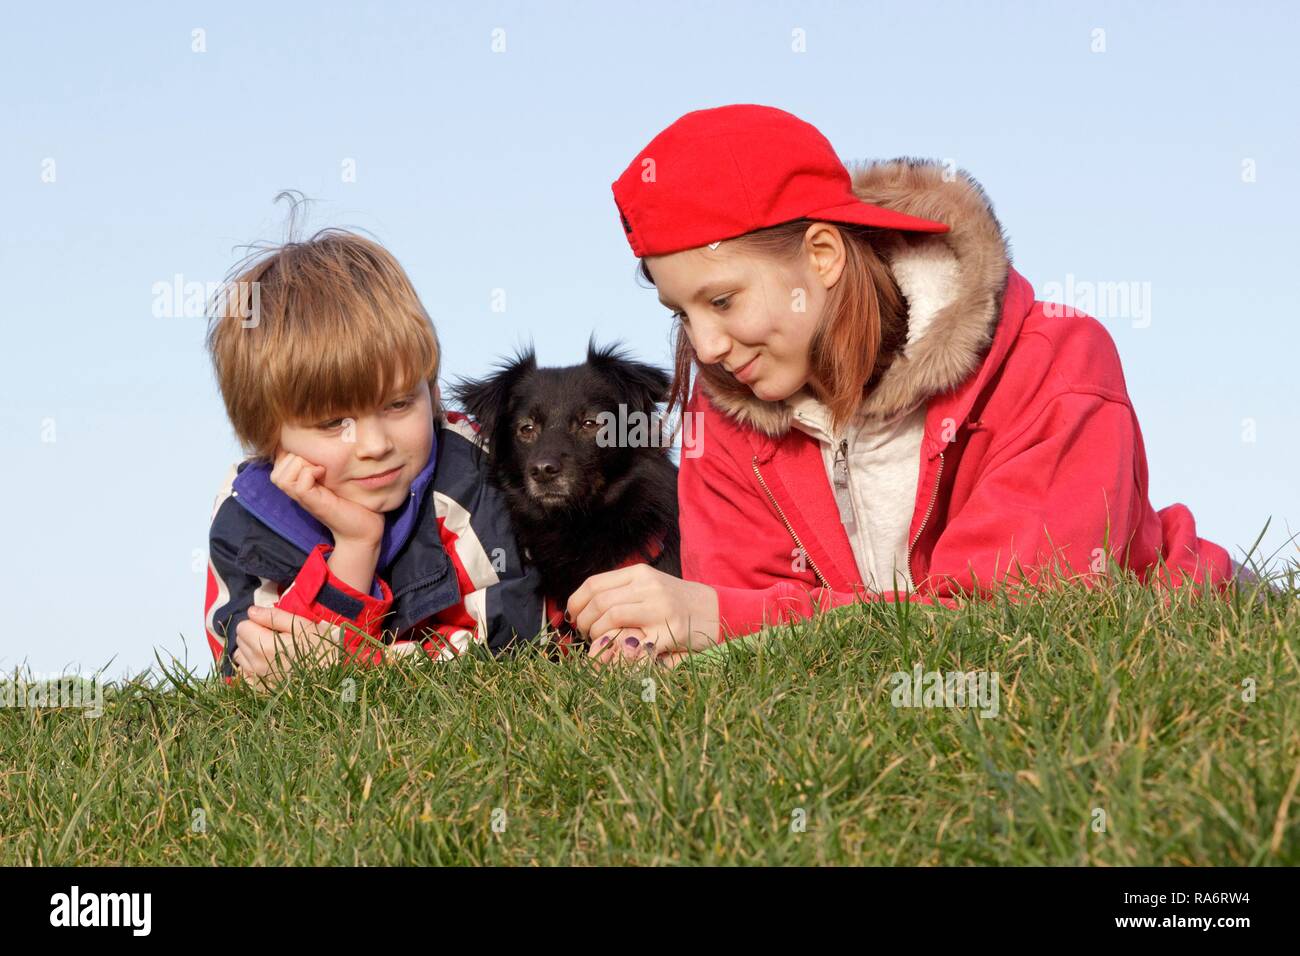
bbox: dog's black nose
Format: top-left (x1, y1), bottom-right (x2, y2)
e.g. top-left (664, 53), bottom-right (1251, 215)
top-left (530, 459), bottom-right (561, 482)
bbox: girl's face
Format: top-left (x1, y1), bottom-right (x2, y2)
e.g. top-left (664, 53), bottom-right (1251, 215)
top-left (647, 224), bottom-right (846, 403)
top-left (276, 380), bottom-right (435, 513)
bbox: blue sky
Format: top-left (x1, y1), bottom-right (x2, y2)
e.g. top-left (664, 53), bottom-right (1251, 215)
top-left (2, 0), bottom-right (1296, 678)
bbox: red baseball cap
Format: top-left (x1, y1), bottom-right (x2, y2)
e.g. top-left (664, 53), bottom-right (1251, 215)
top-left (612, 104), bottom-right (950, 258)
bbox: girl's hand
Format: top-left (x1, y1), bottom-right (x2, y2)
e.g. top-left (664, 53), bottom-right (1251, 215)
top-left (587, 626), bottom-right (652, 668)
top-left (587, 628), bottom-right (695, 669)
top-left (233, 605), bottom-right (341, 689)
top-left (568, 564), bottom-right (721, 663)
top-left (654, 649), bottom-right (693, 669)
top-left (272, 451), bottom-right (384, 545)
top-left (592, 629), bottom-right (707, 671)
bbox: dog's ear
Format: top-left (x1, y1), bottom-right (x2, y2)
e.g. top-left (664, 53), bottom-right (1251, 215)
top-left (587, 338), bottom-right (671, 416)
top-left (448, 349), bottom-right (536, 440)
top-left (615, 359), bottom-right (671, 417)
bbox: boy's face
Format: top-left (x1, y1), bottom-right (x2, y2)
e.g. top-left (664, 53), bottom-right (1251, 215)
top-left (276, 380), bottom-right (436, 513)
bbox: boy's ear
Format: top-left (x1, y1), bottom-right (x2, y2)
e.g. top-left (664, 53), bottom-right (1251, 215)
top-left (448, 349), bottom-right (536, 439)
top-left (587, 339), bottom-right (670, 416)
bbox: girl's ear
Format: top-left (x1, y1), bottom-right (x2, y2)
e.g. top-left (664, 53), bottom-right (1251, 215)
top-left (447, 349), bottom-right (536, 440)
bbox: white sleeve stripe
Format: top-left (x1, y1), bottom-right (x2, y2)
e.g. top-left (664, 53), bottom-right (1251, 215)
top-left (211, 462), bottom-right (239, 520)
top-left (433, 490), bottom-right (500, 589)
top-left (206, 462), bottom-right (280, 641)
top-left (205, 559), bottom-right (280, 638)
top-left (441, 416), bottom-right (484, 447)
top-left (205, 560), bottom-right (230, 638)
top-left (464, 589), bottom-right (489, 646)
top-left (448, 627), bottom-right (475, 655)
top-left (253, 580), bottom-right (280, 607)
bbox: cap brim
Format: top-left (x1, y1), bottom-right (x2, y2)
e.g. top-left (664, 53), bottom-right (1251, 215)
top-left (804, 199), bottom-right (950, 234)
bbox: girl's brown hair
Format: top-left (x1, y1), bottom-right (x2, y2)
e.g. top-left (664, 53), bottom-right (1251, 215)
top-left (644, 219), bottom-right (907, 433)
top-left (206, 228), bottom-right (440, 463)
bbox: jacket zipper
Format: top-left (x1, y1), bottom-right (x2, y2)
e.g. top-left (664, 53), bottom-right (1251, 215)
top-left (831, 438), bottom-right (855, 526)
top-left (751, 456), bottom-right (832, 589)
top-left (905, 452), bottom-right (944, 588)
top-left (832, 438), bottom-right (850, 489)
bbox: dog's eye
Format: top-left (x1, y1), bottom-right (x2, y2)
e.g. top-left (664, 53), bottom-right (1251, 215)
top-left (581, 418), bottom-right (600, 431)
top-left (517, 421), bottom-right (536, 436)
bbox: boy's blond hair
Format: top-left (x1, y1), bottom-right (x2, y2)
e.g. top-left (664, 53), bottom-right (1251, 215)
top-left (206, 229), bottom-right (440, 463)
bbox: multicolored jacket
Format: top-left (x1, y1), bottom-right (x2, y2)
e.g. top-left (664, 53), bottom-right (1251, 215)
top-left (204, 413), bottom-right (546, 680)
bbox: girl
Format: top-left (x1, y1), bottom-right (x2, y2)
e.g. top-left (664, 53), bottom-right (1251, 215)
top-left (568, 103), bottom-right (1238, 667)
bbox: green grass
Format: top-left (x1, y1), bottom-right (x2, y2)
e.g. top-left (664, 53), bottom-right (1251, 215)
top-left (3, 569), bottom-right (1298, 865)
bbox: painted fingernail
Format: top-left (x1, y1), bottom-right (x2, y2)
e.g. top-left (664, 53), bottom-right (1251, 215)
top-left (624, 636), bottom-right (640, 649)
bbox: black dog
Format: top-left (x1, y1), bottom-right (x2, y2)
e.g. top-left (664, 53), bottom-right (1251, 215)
top-left (450, 342), bottom-right (681, 618)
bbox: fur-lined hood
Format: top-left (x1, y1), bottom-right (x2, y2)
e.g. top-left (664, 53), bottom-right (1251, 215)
top-left (702, 159), bottom-right (1013, 436)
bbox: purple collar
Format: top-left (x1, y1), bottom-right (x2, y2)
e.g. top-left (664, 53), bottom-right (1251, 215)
top-left (231, 435), bottom-right (439, 597)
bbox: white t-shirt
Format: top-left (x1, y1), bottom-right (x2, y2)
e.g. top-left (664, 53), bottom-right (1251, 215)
top-left (787, 390), bottom-right (925, 592)
top-left (782, 237), bottom-right (963, 593)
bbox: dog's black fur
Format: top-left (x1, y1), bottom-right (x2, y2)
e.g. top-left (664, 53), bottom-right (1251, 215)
top-left (450, 342), bottom-right (682, 606)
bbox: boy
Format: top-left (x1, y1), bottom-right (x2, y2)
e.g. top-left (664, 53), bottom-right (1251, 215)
top-left (203, 229), bottom-right (545, 686)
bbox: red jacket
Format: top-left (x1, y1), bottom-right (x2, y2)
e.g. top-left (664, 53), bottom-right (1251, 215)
top-left (678, 159), bottom-right (1233, 638)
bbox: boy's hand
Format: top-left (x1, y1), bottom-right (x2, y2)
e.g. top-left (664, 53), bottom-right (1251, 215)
top-left (233, 605), bottom-right (340, 689)
top-left (272, 451), bottom-right (384, 545)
